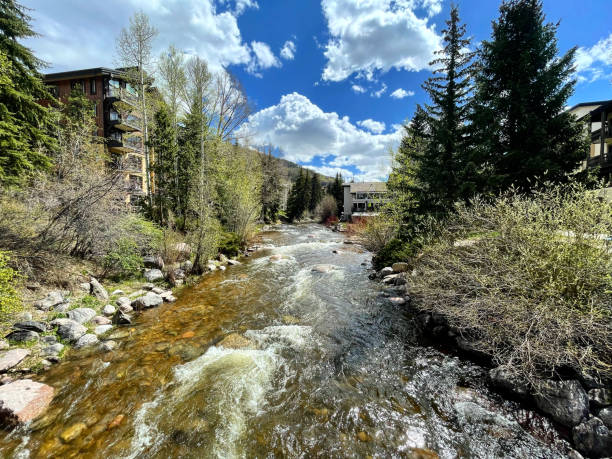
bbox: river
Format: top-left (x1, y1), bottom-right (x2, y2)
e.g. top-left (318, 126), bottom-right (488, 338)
top-left (0, 224), bottom-right (570, 458)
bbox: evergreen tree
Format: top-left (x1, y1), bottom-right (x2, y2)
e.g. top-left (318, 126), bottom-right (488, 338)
top-left (309, 173), bottom-right (322, 213)
top-left (327, 172), bottom-right (344, 216)
top-left (261, 148), bottom-right (283, 223)
top-left (0, 0), bottom-right (56, 185)
top-left (150, 104), bottom-right (178, 225)
top-left (302, 170), bottom-right (312, 215)
top-left (471, 0), bottom-right (584, 192)
top-left (287, 168), bottom-right (304, 222)
top-left (418, 4), bottom-right (474, 217)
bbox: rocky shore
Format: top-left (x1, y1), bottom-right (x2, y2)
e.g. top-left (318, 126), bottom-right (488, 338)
top-left (372, 262), bottom-right (612, 458)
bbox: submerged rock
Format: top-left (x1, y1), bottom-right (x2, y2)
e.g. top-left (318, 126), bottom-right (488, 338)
top-left (0, 379), bottom-right (54, 426)
top-left (534, 380), bottom-right (589, 427)
top-left (100, 340), bottom-right (117, 352)
top-left (311, 264), bottom-right (335, 273)
top-left (0, 349), bottom-right (31, 372)
top-left (218, 333), bottom-right (253, 349)
top-left (60, 422), bottom-right (87, 443)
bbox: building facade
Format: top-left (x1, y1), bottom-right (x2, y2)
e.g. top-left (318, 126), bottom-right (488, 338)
top-left (44, 68), bottom-right (148, 200)
top-left (569, 100), bottom-right (612, 178)
top-left (342, 182), bottom-right (388, 220)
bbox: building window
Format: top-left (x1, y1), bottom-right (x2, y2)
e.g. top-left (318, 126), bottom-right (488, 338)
top-left (109, 109), bottom-right (119, 121)
top-left (93, 102), bottom-right (98, 117)
top-left (90, 79), bottom-right (96, 95)
top-left (71, 80), bottom-right (84, 93)
top-left (47, 85), bottom-right (59, 98)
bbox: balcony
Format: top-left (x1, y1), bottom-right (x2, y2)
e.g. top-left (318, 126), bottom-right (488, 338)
top-left (108, 135), bottom-right (143, 154)
top-left (109, 113), bottom-right (141, 132)
top-left (106, 85), bottom-right (139, 107)
top-left (587, 154), bottom-right (612, 169)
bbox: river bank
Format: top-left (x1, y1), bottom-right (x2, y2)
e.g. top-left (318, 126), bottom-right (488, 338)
top-left (0, 224), bottom-right (595, 457)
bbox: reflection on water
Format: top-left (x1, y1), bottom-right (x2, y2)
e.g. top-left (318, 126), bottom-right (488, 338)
top-left (0, 224), bottom-right (568, 458)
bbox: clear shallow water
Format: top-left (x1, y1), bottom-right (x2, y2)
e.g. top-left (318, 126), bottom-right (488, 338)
top-left (0, 224), bottom-right (569, 458)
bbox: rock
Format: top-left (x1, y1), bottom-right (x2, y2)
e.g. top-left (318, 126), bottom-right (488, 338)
top-left (74, 334), bottom-right (99, 348)
top-left (52, 302), bottom-right (70, 313)
top-left (181, 331), bottom-right (195, 339)
top-left (144, 269), bottom-right (164, 282)
top-left (89, 277), bottom-right (109, 301)
top-left (60, 422), bottom-right (87, 443)
top-left (41, 335), bottom-right (57, 344)
top-left (174, 269), bottom-right (185, 279)
top-left (0, 379), bottom-right (54, 425)
top-left (131, 292), bottom-right (163, 310)
top-left (111, 289), bottom-right (124, 296)
top-left (67, 307), bottom-right (97, 324)
top-left (207, 263), bottom-right (217, 271)
top-left (388, 297), bottom-right (406, 305)
top-left (0, 375), bottom-right (14, 385)
top-left (380, 267), bottom-right (394, 277)
top-left (100, 340), bottom-right (117, 352)
top-left (0, 340), bottom-right (8, 351)
top-left (102, 304), bottom-right (116, 316)
top-left (382, 274), bottom-right (398, 284)
top-left (143, 255), bottom-right (164, 269)
top-left (119, 304), bottom-right (133, 313)
top-left (108, 414), bottom-right (125, 429)
top-left (18, 312), bottom-right (32, 321)
top-left (227, 259), bottom-right (241, 266)
top-left (180, 260), bottom-right (193, 271)
top-left (394, 276), bottom-right (407, 286)
top-left (151, 287), bottom-right (164, 294)
top-left (534, 380), bottom-right (589, 427)
top-left (42, 344), bottom-right (64, 357)
top-left (0, 349), bottom-right (31, 372)
top-left (392, 262), bottom-right (409, 273)
top-left (93, 316), bottom-right (111, 325)
top-left (128, 290), bottom-right (146, 298)
top-left (218, 254), bottom-right (229, 264)
top-left (572, 416), bottom-right (612, 458)
top-left (219, 333), bottom-right (253, 349)
top-left (94, 325), bottom-right (113, 336)
top-left (34, 291), bottom-right (64, 311)
top-left (357, 431), bottom-right (371, 442)
top-left (269, 254), bottom-right (282, 261)
top-left (116, 296), bottom-right (132, 308)
top-left (55, 320), bottom-right (87, 343)
top-left (142, 283), bottom-right (155, 290)
top-left (13, 321), bottom-right (47, 333)
top-left (589, 388), bottom-right (612, 408)
top-left (79, 282), bottom-right (91, 292)
top-left (160, 291), bottom-right (177, 303)
top-left (312, 264), bottom-right (335, 273)
top-left (6, 330), bottom-right (39, 343)
top-left (599, 408), bottom-right (612, 429)
top-left (489, 366), bottom-right (529, 396)
top-left (112, 310), bottom-right (132, 325)
top-left (219, 265), bottom-right (226, 271)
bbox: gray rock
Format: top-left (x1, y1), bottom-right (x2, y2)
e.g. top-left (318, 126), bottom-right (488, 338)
top-left (174, 268), bottom-right (185, 279)
top-left (111, 289), bottom-right (124, 296)
top-left (116, 296), bottom-right (132, 308)
top-left (41, 335), bottom-right (57, 344)
top-left (0, 379), bottom-right (54, 425)
top-left (382, 274), bottom-right (398, 284)
top-left (218, 254), bottom-right (229, 264)
top-left (0, 340), bottom-right (8, 350)
top-left (94, 325), bottom-right (113, 336)
top-left (598, 408), bottom-right (612, 429)
top-left (392, 262), bottom-right (409, 273)
top-left (454, 401), bottom-right (517, 429)
top-left (534, 380), bottom-right (589, 427)
top-left (160, 291), bottom-right (177, 303)
top-left (52, 302), bottom-right (70, 313)
top-left (0, 349), bottom-right (31, 372)
top-left (17, 312), bottom-right (32, 321)
top-left (55, 320), bottom-right (87, 343)
top-left (207, 263), bottom-right (217, 272)
top-left (131, 292), bottom-right (163, 310)
top-left (119, 304), bottom-right (133, 313)
top-left (93, 315), bottom-right (111, 325)
top-left (102, 304), bottom-right (116, 316)
top-left (42, 343), bottom-right (64, 357)
top-left (79, 282), bottom-right (90, 292)
top-left (181, 260), bottom-right (193, 271)
top-left (74, 334), bottom-right (99, 348)
top-left (144, 269), bottom-right (164, 282)
top-left (112, 310), bottom-right (132, 325)
top-left (151, 287), bottom-right (164, 294)
top-left (589, 388), bottom-right (612, 408)
top-left (394, 276), bottom-right (407, 286)
top-left (89, 277), bottom-right (108, 301)
top-left (143, 255), bottom-right (164, 269)
top-left (142, 283), bottom-right (155, 291)
top-left (128, 290), bottom-right (146, 298)
top-left (227, 259), bottom-right (241, 266)
top-left (380, 267), bottom-right (394, 277)
top-left (489, 366), bottom-right (529, 396)
top-left (572, 416), bottom-right (612, 458)
top-left (33, 291), bottom-right (64, 311)
top-left (100, 340), bottom-right (117, 352)
top-left (13, 321), bottom-right (47, 333)
top-left (66, 307), bottom-right (97, 324)
top-left (6, 330), bottom-right (39, 343)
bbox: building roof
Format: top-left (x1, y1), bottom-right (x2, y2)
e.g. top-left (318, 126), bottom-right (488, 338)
top-left (343, 181), bottom-right (387, 192)
top-left (568, 100), bottom-right (611, 112)
top-left (44, 67), bottom-right (128, 83)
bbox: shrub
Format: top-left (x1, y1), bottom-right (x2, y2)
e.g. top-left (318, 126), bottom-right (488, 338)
top-left (0, 252), bottom-right (22, 319)
top-left (355, 215), bottom-right (397, 253)
top-left (408, 183), bottom-right (612, 385)
top-left (102, 238), bottom-right (143, 279)
top-left (372, 238), bottom-right (417, 271)
top-left (119, 216), bottom-right (163, 255)
top-left (218, 232), bottom-right (242, 257)
top-left (316, 195), bottom-right (337, 223)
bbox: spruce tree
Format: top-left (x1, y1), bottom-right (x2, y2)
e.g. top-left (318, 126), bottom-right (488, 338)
top-left (302, 170), bottom-right (312, 215)
top-left (150, 104), bottom-right (178, 225)
top-left (287, 168), bottom-right (304, 222)
top-left (309, 173), bottom-right (322, 212)
top-left (0, 0), bottom-right (56, 185)
top-left (471, 0), bottom-right (584, 192)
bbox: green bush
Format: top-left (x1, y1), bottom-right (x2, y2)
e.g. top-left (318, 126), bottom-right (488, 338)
top-left (218, 232), bottom-right (242, 257)
top-left (372, 238), bottom-right (417, 271)
top-left (103, 238), bottom-right (143, 279)
top-left (0, 252), bottom-right (22, 319)
top-left (119, 215), bottom-right (163, 255)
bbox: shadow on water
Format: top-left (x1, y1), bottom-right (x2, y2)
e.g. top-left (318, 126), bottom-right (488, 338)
top-left (0, 224), bottom-right (570, 458)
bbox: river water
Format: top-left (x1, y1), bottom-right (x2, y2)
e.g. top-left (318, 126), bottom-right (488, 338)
top-left (1, 224), bottom-right (570, 458)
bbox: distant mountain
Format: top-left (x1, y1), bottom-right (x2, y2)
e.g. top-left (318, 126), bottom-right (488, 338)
top-left (274, 156), bottom-right (334, 185)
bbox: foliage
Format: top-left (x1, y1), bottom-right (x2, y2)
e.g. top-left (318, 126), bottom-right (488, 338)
top-left (326, 173), bottom-right (344, 216)
top-left (118, 215), bottom-right (162, 255)
top-left (309, 173), bottom-right (322, 213)
top-left (355, 216), bottom-right (398, 253)
top-left (316, 194), bottom-right (338, 223)
top-left (102, 238), bottom-right (143, 279)
top-left (372, 238), bottom-right (418, 271)
top-left (218, 232), bottom-right (242, 257)
top-left (260, 148), bottom-right (285, 223)
top-left (408, 183), bottom-right (612, 384)
top-left (0, 251), bottom-right (22, 318)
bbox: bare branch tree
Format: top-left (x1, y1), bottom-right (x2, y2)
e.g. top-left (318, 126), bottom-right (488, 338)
top-left (210, 70), bottom-right (251, 141)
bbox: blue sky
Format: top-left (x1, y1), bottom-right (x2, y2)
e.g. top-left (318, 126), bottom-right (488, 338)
top-left (24, 0), bottom-right (612, 180)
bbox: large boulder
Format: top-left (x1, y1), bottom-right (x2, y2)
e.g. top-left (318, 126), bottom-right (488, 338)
top-left (534, 380), bottom-right (589, 427)
top-left (599, 408), bottom-right (612, 429)
top-left (54, 319), bottom-right (87, 343)
top-left (67, 308), bottom-right (97, 324)
top-left (0, 349), bottom-right (30, 372)
top-left (33, 291), bottom-right (64, 311)
top-left (489, 366), bottom-right (529, 396)
top-left (5, 330), bottom-right (39, 343)
top-left (143, 255), bottom-right (164, 269)
top-left (0, 379), bottom-right (54, 425)
top-left (572, 416), bottom-right (612, 458)
top-left (74, 334), bottom-right (99, 348)
top-left (392, 262), bottom-right (409, 273)
top-left (102, 304), bottom-right (116, 316)
top-left (13, 321), bottom-right (47, 333)
top-left (112, 310), bottom-right (132, 325)
top-left (89, 277), bottom-right (109, 301)
top-left (144, 269), bottom-right (164, 282)
top-left (589, 388), bottom-right (612, 409)
top-left (379, 267), bottom-right (394, 277)
top-left (116, 296), bottom-right (132, 308)
top-left (131, 292), bottom-right (163, 310)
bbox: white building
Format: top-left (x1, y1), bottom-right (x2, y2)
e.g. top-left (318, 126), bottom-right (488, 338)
top-left (342, 182), bottom-right (388, 220)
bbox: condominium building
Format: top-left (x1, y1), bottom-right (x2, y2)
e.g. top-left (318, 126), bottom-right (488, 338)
top-left (569, 100), bottom-right (612, 177)
top-left (342, 182), bottom-right (388, 220)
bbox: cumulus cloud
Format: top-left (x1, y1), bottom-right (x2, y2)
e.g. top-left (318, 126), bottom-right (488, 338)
top-left (247, 41), bottom-right (281, 76)
top-left (237, 92), bottom-right (402, 181)
top-left (390, 88), bottom-right (415, 99)
top-left (357, 119), bottom-right (386, 134)
top-left (24, 0), bottom-right (266, 74)
top-left (351, 84), bottom-right (366, 93)
top-left (321, 0), bottom-right (442, 81)
top-left (280, 40), bottom-right (296, 60)
top-left (575, 33), bottom-right (612, 83)
top-left (371, 83), bottom-right (388, 98)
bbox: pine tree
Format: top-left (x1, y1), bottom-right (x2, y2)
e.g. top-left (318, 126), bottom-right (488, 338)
top-left (327, 172), bottom-right (344, 216)
top-left (0, 0), bottom-right (56, 185)
top-left (302, 170), bottom-right (312, 215)
top-left (471, 0), bottom-right (584, 192)
top-left (418, 4), bottom-right (474, 217)
top-left (287, 168), bottom-right (304, 222)
top-left (150, 104), bottom-right (178, 225)
top-left (309, 173), bottom-right (322, 212)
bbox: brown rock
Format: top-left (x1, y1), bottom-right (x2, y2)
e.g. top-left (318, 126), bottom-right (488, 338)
top-left (60, 422), bottom-right (87, 443)
top-left (0, 379), bottom-right (54, 425)
top-left (218, 333), bottom-right (252, 349)
top-left (181, 331), bottom-right (195, 339)
top-left (107, 414), bottom-right (125, 429)
top-left (357, 431), bottom-right (371, 442)
top-left (0, 349), bottom-right (31, 373)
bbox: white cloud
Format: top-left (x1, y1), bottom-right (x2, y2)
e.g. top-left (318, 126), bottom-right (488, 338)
top-left (23, 0), bottom-right (266, 75)
top-left (280, 40), bottom-right (296, 60)
top-left (321, 0), bottom-right (442, 82)
top-left (237, 92), bottom-right (402, 181)
top-left (575, 33), bottom-right (612, 83)
top-left (390, 88), bottom-right (415, 99)
top-left (371, 83), bottom-right (388, 98)
top-left (351, 84), bottom-right (366, 93)
top-left (357, 119), bottom-right (386, 134)
top-left (248, 41), bottom-right (281, 76)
